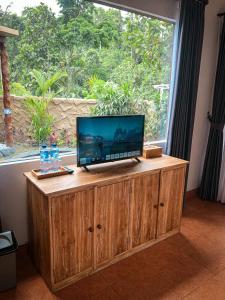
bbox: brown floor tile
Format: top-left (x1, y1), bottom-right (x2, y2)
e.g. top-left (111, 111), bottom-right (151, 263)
top-left (213, 268), bottom-right (225, 281)
top-left (91, 286), bottom-right (119, 300)
top-left (67, 272), bottom-right (110, 297)
top-left (0, 289), bottom-right (24, 300)
top-left (99, 254), bottom-right (147, 285)
top-left (184, 277), bottom-right (225, 300)
top-left (16, 276), bottom-right (58, 300)
top-left (111, 269), bottom-right (183, 300)
top-left (178, 234), bottom-right (225, 274)
top-left (161, 254), bottom-right (212, 298)
top-left (56, 284), bottom-right (90, 300)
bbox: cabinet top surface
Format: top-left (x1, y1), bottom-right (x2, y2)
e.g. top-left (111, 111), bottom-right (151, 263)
top-left (24, 155), bottom-right (188, 196)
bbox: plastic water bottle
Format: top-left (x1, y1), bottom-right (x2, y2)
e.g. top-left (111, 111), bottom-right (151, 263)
top-left (40, 145), bottom-right (50, 173)
top-left (55, 157), bottom-right (62, 171)
top-left (50, 144), bottom-right (60, 171)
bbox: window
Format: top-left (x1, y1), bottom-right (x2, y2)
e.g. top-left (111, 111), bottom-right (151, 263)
top-left (0, 0), bottom-right (175, 163)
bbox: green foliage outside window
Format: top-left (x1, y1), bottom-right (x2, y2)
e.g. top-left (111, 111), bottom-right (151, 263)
top-left (0, 1), bottom-right (174, 142)
top-left (13, 70), bottom-right (67, 144)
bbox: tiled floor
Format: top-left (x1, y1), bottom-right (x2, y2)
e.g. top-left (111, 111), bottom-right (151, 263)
top-left (1, 197), bottom-right (225, 299)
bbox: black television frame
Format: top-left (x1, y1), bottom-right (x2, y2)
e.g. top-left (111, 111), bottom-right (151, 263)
top-left (76, 115), bottom-right (145, 167)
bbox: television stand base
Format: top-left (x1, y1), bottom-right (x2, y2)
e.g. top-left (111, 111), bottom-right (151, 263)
top-left (82, 166), bottom-right (90, 172)
top-left (81, 157), bottom-right (141, 172)
top-left (134, 157), bottom-right (141, 163)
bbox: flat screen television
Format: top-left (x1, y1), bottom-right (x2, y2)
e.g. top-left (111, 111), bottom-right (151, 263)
top-left (76, 115), bottom-right (145, 167)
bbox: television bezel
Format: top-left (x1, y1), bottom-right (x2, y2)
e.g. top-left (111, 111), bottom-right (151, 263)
top-left (76, 115), bottom-right (145, 167)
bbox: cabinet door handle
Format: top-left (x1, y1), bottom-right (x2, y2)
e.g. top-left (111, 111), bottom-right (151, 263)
top-left (97, 224), bottom-right (102, 229)
top-left (88, 227), bottom-right (94, 232)
top-left (160, 203), bottom-right (164, 207)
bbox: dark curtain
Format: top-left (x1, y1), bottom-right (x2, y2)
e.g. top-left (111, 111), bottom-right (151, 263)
top-left (169, 0), bottom-right (208, 161)
top-left (199, 17), bottom-right (225, 201)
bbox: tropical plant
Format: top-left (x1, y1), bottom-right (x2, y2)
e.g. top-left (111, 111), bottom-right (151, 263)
top-left (24, 97), bottom-right (54, 143)
top-left (22, 70), bottom-right (67, 143)
top-left (10, 82), bottom-right (31, 96)
top-left (89, 77), bottom-right (142, 115)
top-left (88, 76), bottom-right (169, 141)
top-left (29, 69), bottom-right (67, 97)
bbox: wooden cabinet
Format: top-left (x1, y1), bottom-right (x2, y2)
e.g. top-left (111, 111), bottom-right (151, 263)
top-left (95, 184), bottom-right (114, 267)
top-left (95, 180), bottom-right (131, 267)
top-left (131, 172), bottom-right (159, 248)
top-left (157, 167), bottom-right (186, 237)
top-left (25, 156), bottom-right (187, 291)
top-left (27, 183), bottom-right (51, 287)
top-left (51, 189), bottom-right (94, 284)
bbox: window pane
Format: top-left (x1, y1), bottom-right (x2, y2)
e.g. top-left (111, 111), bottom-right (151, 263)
top-left (0, 1), bottom-right (174, 163)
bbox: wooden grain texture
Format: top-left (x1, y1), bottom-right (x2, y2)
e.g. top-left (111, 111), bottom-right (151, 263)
top-left (0, 26), bottom-right (19, 37)
top-left (27, 180), bottom-right (51, 287)
top-left (51, 189), bottom-right (94, 283)
top-left (143, 146), bottom-right (162, 158)
top-left (131, 172), bottom-right (160, 248)
top-left (24, 155), bottom-right (188, 196)
top-left (157, 166), bottom-right (186, 237)
top-left (94, 180), bottom-right (131, 268)
top-left (112, 180), bottom-right (131, 256)
top-left (31, 167), bottom-right (70, 179)
top-left (95, 184), bottom-right (114, 267)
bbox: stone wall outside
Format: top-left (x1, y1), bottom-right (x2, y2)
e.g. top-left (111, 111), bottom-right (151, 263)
top-left (0, 96), bottom-right (96, 143)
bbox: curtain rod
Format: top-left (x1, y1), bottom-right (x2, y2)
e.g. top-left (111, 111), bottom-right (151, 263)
top-left (218, 12), bottom-right (225, 17)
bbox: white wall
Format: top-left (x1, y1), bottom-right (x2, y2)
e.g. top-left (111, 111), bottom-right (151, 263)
top-left (0, 156), bottom-right (75, 245)
top-left (187, 0), bottom-right (225, 190)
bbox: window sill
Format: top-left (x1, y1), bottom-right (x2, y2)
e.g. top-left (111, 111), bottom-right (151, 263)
top-left (0, 151), bottom-right (76, 167)
top-left (0, 140), bottom-right (167, 167)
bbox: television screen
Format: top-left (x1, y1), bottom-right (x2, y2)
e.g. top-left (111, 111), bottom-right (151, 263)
top-left (76, 115), bottom-right (145, 167)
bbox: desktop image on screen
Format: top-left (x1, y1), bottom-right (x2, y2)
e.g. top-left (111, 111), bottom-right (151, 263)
top-left (77, 115), bottom-right (145, 167)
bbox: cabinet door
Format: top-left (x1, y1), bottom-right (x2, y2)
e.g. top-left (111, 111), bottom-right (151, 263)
top-left (157, 166), bottom-right (186, 237)
top-left (95, 180), bottom-right (131, 268)
top-left (131, 172), bottom-right (160, 248)
top-left (51, 189), bottom-right (94, 284)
